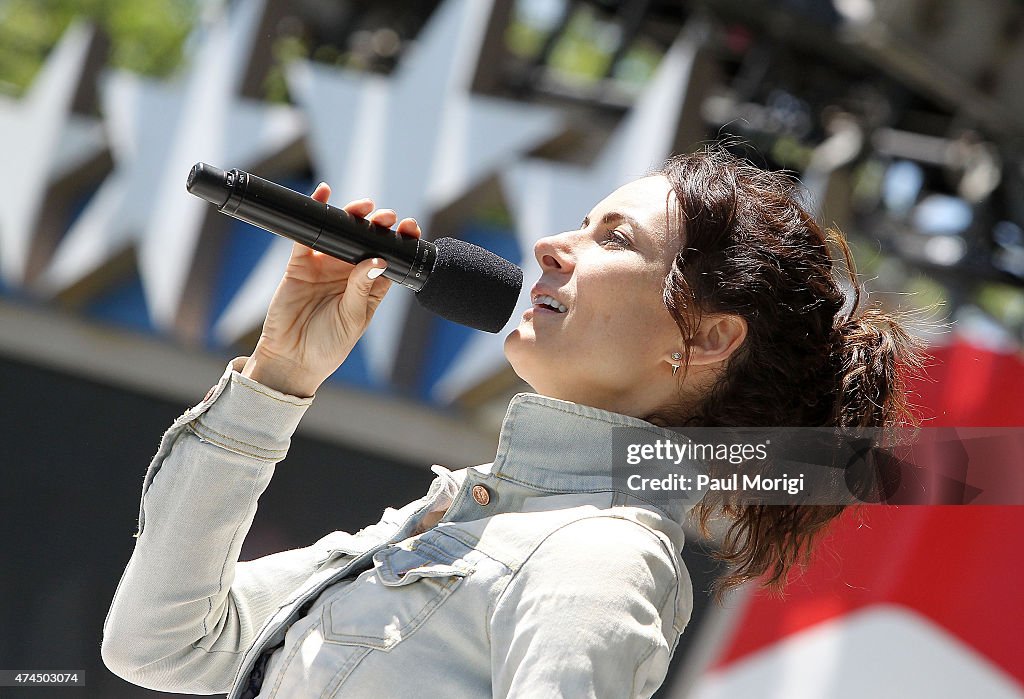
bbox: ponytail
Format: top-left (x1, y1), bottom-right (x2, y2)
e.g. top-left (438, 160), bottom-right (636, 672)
top-left (830, 231), bottom-right (926, 432)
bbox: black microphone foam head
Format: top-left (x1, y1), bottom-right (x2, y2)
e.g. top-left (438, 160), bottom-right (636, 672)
top-left (415, 237), bottom-right (523, 333)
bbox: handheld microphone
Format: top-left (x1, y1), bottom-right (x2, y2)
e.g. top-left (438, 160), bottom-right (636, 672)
top-left (186, 163), bottom-right (523, 333)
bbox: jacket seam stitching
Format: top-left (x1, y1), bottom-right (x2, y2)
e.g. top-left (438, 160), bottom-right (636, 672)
top-left (322, 647), bottom-right (373, 699)
top-left (266, 622), bottom-right (321, 698)
top-left (503, 399), bottom-right (687, 438)
top-left (187, 422), bottom-right (287, 461)
top-left (491, 472), bottom-right (689, 522)
top-left (192, 419), bottom-right (289, 456)
top-left (631, 548), bottom-right (680, 692)
top-left (491, 474), bottom-right (614, 495)
top-left (230, 375), bottom-right (312, 406)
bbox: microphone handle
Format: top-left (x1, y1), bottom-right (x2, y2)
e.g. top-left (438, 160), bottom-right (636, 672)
top-left (187, 163), bottom-right (436, 291)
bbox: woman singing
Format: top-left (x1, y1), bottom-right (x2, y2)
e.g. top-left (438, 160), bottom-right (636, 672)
top-left (102, 146), bottom-right (921, 698)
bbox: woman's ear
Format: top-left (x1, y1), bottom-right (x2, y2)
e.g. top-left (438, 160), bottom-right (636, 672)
top-left (685, 314), bottom-right (747, 367)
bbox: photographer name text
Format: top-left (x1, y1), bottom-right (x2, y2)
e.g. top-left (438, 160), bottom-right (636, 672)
top-left (626, 473), bottom-right (806, 495)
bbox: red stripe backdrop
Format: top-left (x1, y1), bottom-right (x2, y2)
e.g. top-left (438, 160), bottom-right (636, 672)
top-left (710, 340), bottom-right (1024, 687)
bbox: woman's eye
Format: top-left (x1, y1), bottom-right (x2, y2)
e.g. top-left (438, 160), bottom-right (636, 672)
top-left (601, 230), bottom-right (631, 247)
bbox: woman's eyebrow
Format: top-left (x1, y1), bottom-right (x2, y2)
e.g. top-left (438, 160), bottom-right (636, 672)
top-left (581, 212), bottom-right (654, 246)
top-left (601, 211), bottom-right (652, 241)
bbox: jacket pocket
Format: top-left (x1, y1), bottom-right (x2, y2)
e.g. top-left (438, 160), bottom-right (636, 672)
top-left (321, 541), bottom-right (471, 651)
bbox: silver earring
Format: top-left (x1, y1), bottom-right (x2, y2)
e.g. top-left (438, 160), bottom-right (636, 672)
top-left (671, 352), bottom-right (682, 376)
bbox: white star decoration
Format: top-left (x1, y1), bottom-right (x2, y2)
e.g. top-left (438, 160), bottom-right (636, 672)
top-left (431, 26), bottom-right (706, 403)
top-left (212, 0), bottom-right (564, 384)
top-left (41, 0), bottom-right (303, 331)
top-left (40, 71), bottom-right (186, 297)
top-left (0, 23), bottom-right (103, 287)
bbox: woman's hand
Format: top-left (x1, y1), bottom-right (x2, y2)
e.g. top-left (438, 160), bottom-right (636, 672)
top-left (241, 183), bottom-right (421, 397)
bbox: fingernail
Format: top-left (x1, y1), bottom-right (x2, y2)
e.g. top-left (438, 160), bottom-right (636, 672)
top-left (367, 265), bottom-right (386, 280)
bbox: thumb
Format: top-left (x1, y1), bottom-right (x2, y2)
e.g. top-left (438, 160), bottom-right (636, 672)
top-left (339, 257), bottom-right (389, 325)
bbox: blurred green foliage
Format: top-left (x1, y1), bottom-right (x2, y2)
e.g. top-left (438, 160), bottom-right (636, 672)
top-left (546, 9), bottom-right (613, 83)
top-left (0, 0), bottom-right (198, 96)
top-left (977, 282), bottom-right (1024, 328)
top-left (262, 33), bottom-right (310, 103)
top-left (505, 3), bottom-right (659, 88)
top-left (505, 17), bottom-right (546, 59)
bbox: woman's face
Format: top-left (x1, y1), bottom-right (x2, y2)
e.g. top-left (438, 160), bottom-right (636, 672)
top-left (504, 175), bottom-right (685, 417)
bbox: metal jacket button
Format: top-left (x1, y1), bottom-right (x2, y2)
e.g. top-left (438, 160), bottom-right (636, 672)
top-left (472, 484), bottom-right (491, 506)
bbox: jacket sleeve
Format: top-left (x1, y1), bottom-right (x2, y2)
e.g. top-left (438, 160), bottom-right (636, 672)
top-left (101, 359), bottom-right (323, 694)
top-left (489, 516), bottom-right (689, 699)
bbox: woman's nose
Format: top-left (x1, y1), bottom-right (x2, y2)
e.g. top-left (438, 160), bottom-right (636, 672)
top-left (534, 232), bottom-right (575, 272)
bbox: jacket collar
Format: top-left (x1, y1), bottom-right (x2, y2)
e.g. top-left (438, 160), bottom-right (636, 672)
top-left (488, 392), bottom-right (702, 524)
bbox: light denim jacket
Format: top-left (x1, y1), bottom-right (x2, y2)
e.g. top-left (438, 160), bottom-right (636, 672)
top-left (102, 360), bottom-right (698, 698)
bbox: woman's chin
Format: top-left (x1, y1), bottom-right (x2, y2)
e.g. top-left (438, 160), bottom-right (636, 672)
top-left (503, 324), bottom-right (535, 358)
top-left (503, 330), bottom-right (521, 361)
top-left (504, 349), bottom-right (543, 393)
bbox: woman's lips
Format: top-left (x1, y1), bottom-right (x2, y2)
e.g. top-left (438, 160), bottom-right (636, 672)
top-left (523, 305), bottom-right (566, 319)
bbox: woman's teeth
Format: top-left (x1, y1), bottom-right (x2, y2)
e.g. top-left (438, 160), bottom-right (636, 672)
top-left (535, 295), bottom-right (568, 313)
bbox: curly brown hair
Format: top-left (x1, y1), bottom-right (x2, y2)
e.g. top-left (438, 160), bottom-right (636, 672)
top-left (648, 146), bottom-right (926, 601)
